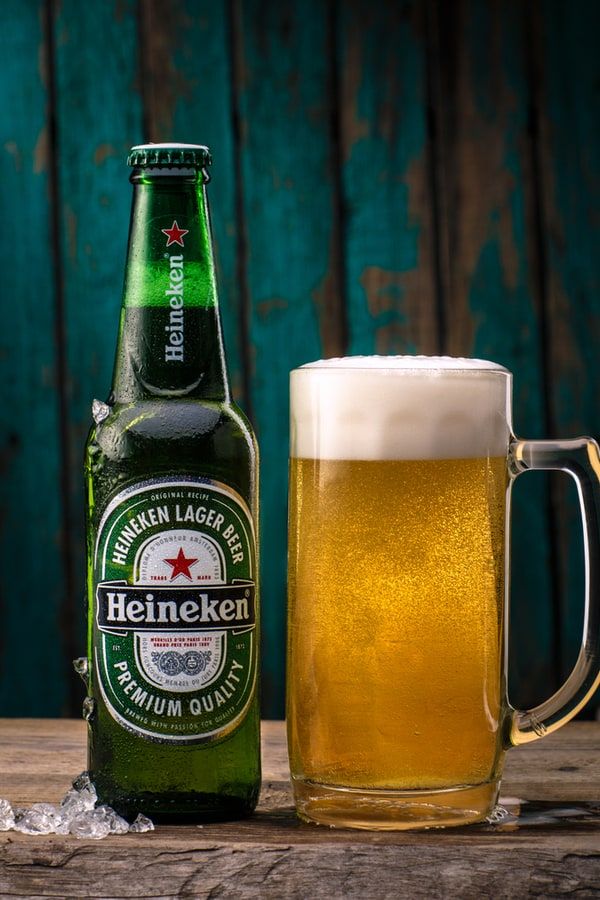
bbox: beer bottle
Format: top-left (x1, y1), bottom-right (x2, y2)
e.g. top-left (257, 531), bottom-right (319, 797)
top-left (84, 143), bottom-right (260, 821)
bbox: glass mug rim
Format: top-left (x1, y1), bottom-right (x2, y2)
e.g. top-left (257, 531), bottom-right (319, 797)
top-left (291, 354), bottom-right (511, 373)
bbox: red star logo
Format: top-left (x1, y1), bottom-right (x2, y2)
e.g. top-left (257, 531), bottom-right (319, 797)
top-left (164, 547), bottom-right (198, 581)
top-left (161, 220), bottom-right (189, 247)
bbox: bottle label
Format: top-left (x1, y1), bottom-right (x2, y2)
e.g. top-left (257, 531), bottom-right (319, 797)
top-left (92, 478), bottom-right (257, 744)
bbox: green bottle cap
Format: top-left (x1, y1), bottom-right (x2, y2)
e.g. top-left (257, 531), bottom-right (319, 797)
top-left (127, 143), bottom-right (212, 168)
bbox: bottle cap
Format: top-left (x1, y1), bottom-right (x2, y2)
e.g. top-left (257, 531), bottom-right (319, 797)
top-left (127, 143), bottom-right (212, 168)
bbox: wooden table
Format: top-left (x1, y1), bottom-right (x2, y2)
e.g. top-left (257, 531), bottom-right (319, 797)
top-left (0, 720), bottom-right (598, 898)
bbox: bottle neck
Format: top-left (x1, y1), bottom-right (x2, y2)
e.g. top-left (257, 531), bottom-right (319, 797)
top-left (111, 170), bottom-right (230, 404)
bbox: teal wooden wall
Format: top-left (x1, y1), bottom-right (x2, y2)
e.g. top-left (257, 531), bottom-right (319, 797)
top-left (1, 0), bottom-right (598, 718)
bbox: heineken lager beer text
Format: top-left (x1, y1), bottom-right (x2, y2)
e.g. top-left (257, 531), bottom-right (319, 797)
top-left (84, 143), bottom-right (260, 820)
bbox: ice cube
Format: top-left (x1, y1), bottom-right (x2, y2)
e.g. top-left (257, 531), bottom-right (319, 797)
top-left (13, 803), bottom-right (60, 835)
top-left (95, 805), bottom-right (130, 835)
top-left (129, 813), bottom-right (154, 833)
top-left (72, 771), bottom-right (93, 792)
top-left (0, 799), bottom-right (15, 831)
top-left (60, 772), bottom-right (98, 822)
top-left (61, 790), bottom-right (90, 817)
top-left (61, 784), bottom-right (97, 814)
top-left (485, 805), bottom-right (511, 824)
top-left (69, 808), bottom-right (112, 840)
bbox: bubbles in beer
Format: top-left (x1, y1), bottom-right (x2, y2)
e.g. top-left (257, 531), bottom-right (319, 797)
top-left (288, 455), bottom-right (507, 792)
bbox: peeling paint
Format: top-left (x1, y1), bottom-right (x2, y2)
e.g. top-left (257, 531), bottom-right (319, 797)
top-left (311, 231), bottom-right (345, 358)
top-left (536, 109), bottom-right (591, 432)
top-left (438, 1), bottom-right (527, 355)
top-left (341, 20), bottom-right (369, 160)
top-left (373, 321), bottom-right (413, 355)
top-left (230, 370), bottom-right (243, 402)
top-left (355, 154), bottom-right (438, 355)
top-left (114, 0), bottom-right (133, 24)
top-left (65, 205), bottom-right (78, 263)
top-left (359, 257), bottom-right (437, 354)
top-left (33, 125), bottom-right (49, 174)
top-left (4, 141), bottom-right (22, 172)
top-left (340, 1), bottom-right (438, 359)
top-left (232, 0), bottom-right (251, 92)
top-left (37, 6), bottom-right (49, 90)
top-left (361, 267), bottom-right (405, 318)
top-left (140, 1), bottom-right (195, 139)
top-left (377, 4), bottom-right (420, 144)
top-left (94, 143), bottom-right (117, 166)
top-left (256, 296), bottom-right (288, 320)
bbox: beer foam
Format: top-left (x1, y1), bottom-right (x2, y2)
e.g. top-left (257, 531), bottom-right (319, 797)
top-left (290, 356), bottom-right (511, 460)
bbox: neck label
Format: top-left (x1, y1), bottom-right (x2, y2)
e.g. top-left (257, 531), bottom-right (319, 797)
top-left (165, 252), bottom-right (184, 362)
top-left (162, 220), bottom-right (188, 363)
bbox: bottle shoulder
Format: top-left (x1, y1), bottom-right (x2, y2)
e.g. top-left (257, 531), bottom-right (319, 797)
top-left (86, 399), bottom-right (258, 463)
top-left (89, 398), bottom-right (254, 436)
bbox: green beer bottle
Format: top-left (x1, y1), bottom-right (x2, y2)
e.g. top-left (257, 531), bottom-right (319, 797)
top-left (84, 143), bottom-right (260, 821)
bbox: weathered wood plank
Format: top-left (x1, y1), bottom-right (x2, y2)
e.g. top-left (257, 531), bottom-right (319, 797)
top-left (536, 0), bottom-right (600, 704)
top-left (139, 0), bottom-right (244, 402)
top-left (52, 0), bottom-right (144, 711)
top-left (339, 0), bottom-right (439, 355)
top-left (234, 0), bottom-right (344, 714)
top-left (0, 839), bottom-right (598, 899)
top-left (0, 721), bottom-right (599, 898)
top-left (429, 0), bottom-right (556, 709)
top-left (0, 2), bottom-right (67, 715)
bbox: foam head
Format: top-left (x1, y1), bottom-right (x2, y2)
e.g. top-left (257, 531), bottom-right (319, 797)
top-left (290, 356), bottom-right (512, 460)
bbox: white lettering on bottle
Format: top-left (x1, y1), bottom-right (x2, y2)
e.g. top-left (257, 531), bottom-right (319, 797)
top-left (165, 254), bottom-right (185, 362)
top-left (102, 588), bottom-right (252, 627)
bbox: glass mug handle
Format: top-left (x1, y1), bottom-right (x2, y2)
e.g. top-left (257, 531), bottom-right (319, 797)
top-left (508, 436), bottom-right (600, 745)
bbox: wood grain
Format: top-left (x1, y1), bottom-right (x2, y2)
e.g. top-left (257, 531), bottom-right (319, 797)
top-left (140, 0), bottom-right (245, 403)
top-left (52, 0), bottom-right (144, 712)
top-left (339, 0), bottom-right (439, 355)
top-left (429, 0), bottom-right (557, 709)
top-left (233, 0), bottom-right (344, 714)
top-left (0, 720), bottom-right (598, 898)
top-left (0, 2), bottom-right (67, 715)
top-left (536, 0), bottom-right (600, 701)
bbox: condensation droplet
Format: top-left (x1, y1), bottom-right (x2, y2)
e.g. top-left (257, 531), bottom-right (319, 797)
top-left (82, 697), bottom-right (96, 721)
top-left (73, 657), bottom-right (89, 684)
top-left (92, 399), bottom-right (111, 424)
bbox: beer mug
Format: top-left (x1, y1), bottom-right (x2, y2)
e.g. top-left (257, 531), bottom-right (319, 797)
top-left (287, 356), bottom-right (600, 829)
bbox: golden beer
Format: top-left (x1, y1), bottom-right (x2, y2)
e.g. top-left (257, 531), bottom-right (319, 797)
top-left (287, 356), bottom-right (512, 828)
top-left (288, 456), bottom-right (507, 791)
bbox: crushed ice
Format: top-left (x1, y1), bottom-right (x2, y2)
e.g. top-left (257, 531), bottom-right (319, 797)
top-left (485, 804), bottom-right (513, 825)
top-left (0, 798), bottom-right (15, 831)
top-left (0, 773), bottom-right (154, 840)
top-left (128, 813), bottom-right (154, 833)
